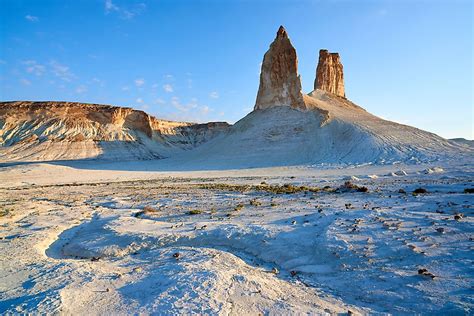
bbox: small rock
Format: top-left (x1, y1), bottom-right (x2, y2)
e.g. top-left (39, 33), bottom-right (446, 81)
top-left (172, 252), bottom-right (180, 258)
top-left (271, 267), bottom-right (279, 274)
top-left (418, 268), bottom-right (435, 279)
top-left (413, 188), bottom-right (428, 194)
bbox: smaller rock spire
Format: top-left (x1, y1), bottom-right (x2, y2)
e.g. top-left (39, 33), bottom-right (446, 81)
top-left (314, 49), bottom-right (345, 98)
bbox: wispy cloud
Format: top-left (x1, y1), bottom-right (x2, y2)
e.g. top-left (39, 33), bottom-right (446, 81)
top-left (154, 98), bottom-right (165, 105)
top-left (171, 96), bottom-right (196, 112)
top-left (104, 0), bottom-right (146, 19)
top-left (209, 91), bottom-right (219, 99)
top-left (167, 96), bottom-right (215, 122)
top-left (25, 15), bottom-right (39, 22)
top-left (20, 78), bottom-right (31, 86)
top-left (75, 85), bottom-right (87, 93)
top-left (134, 78), bottom-right (145, 87)
top-left (91, 77), bottom-right (105, 87)
top-left (49, 60), bottom-right (75, 81)
top-left (23, 60), bottom-right (46, 76)
top-left (200, 105), bottom-right (210, 115)
top-left (136, 98), bottom-right (143, 103)
top-left (105, 0), bottom-right (119, 13)
top-left (163, 84), bottom-right (173, 93)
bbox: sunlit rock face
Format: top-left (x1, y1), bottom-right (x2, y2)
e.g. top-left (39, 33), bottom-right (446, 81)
top-left (254, 26), bottom-right (306, 111)
top-left (0, 101), bottom-right (230, 161)
top-left (314, 49), bottom-right (345, 98)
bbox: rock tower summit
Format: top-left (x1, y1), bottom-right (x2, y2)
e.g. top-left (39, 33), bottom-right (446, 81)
top-left (314, 49), bottom-right (345, 98)
top-left (254, 26), bottom-right (306, 111)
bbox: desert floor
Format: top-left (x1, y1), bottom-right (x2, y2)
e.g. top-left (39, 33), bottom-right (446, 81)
top-left (1, 160), bottom-right (473, 314)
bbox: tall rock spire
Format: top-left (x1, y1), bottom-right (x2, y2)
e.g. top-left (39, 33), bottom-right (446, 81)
top-left (314, 49), bottom-right (345, 98)
top-left (254, 26), bottom-right (306, 111)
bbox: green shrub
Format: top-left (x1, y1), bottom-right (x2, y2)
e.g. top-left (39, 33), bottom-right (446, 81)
top-left (188, 209), bottom-right (203, 215)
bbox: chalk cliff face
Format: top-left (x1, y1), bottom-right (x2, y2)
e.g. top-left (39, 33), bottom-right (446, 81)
top-left (254, 26), bottom-right (306, 111)
top-left (0, 101), bottom-right (229, 162)
top-left (314, 49), bottom-right (345, 98)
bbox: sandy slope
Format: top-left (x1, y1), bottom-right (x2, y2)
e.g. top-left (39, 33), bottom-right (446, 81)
top-left (163, 90), bottom-right (470, 169)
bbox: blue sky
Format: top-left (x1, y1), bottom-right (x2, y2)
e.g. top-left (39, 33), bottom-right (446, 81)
top-left (1, 0), bottom-right (472, 138)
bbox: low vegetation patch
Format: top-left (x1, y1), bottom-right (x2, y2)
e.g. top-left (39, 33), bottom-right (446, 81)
top-left (234, 203), bottom-right (245, 211)
top-left (134, 205), bottom-right (160, 217)
top-left (188, 209), bottom-right (203, 215)
top-left (336, 181), bottom-right (369, 193)
top-left (197, 182), bottom-right (324, 195)
top-left (0, 208), bottom-right (12, 217)
top-left (249, 199), bottom-right (262, 206)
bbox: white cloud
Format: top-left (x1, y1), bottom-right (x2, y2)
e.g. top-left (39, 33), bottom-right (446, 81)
top-left (75, 85), bottom-right (87, 93)
top-left (200, 105), bottom-right (210, 115)
top-left (154, 98), bottom-right (165, 105)
top-left (136, 98), bottom-right (143, 103)
top-left (171, 96), bottom-right (198, 112)
top-left (164, 74), bottom-right (174, 79)
top-left (25, 15), bottom-right (39, 22)
top-left (163, 84), bottom-right (173, 93)
top-left (209, 91), bottom-right (219, 99)
top-left (105, 0), bottom-right (119, 13)
top-left (91, 77), bottom-right (105, 87)
top-left (134, 78), bottom-right (145, 87)
top-left (121, 86), bottom-right (130, 91)
top-left (104, 0), bottom-right (146, 19)
top-left (20, 78), bottom-right (31, 86)
top-left (49, 60), bottom-right (75, 81)
top-left (23, 60), bottom-right (45, 76)
top-left (165, 99), bottom-right (216, 123)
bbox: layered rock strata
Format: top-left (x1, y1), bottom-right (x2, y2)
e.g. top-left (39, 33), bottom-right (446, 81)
top-left (254, 26), bottom-right (306, 111)
top-left (314, 49), bottom-right (345, 98)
